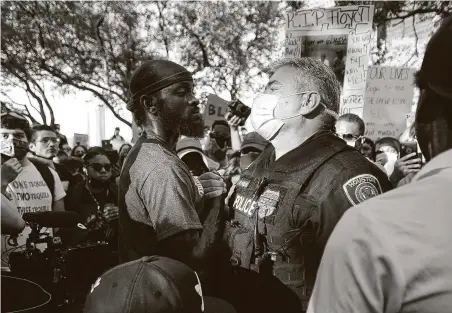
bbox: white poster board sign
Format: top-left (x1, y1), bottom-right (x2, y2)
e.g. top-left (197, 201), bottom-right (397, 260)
top-left (285, 5), bottom-right (374, 116)
top-left (363, 66), bottom-right (415, 140)
top-left (204, 94), bottom-right (229, 128)
top-left (73, 133), bottom-right (89, 148)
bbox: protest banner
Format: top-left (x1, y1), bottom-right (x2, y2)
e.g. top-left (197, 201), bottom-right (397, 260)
top-left (203, 94), bottom-right (230, 128)
top-left (73, 133), bottom-right (89, 147)
top-left (285, 5), bottom-right (374, 116)
top-left (363, 66), bottom-right (415, 141)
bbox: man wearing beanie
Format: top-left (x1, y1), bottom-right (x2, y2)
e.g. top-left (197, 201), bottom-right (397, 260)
top-left (308, 16), bottom-right (452, 313)
top-left (118, 60), bottom-right (227, 270)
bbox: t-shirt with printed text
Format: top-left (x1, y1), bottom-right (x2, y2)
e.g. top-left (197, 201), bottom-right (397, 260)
top-left (1, 162), bottom-right (66, 267)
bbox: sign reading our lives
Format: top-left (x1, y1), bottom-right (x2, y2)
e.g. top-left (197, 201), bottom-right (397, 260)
top-left (363, 66), bottom-right (415, 141)
top-left (285, 5), bottom-right (374, 116)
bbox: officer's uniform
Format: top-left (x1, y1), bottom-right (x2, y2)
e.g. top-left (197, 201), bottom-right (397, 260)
top-left (221, 131), bottom-right (392, 313)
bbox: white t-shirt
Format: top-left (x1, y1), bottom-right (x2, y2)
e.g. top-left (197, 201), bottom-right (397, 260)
top-left (1, 162), bottom-right (66, 267)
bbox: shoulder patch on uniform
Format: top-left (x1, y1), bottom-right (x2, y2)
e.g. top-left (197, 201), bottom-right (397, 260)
top-left (342, 174), bottom-right (382, 206)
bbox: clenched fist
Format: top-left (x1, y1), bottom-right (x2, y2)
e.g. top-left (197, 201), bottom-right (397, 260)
top-left (199, 171), bottom-right (227, 199)
top-left (1, 158), bottom-right (22, 188)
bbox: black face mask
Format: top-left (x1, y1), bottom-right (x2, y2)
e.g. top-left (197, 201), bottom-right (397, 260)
top-left (89, 178), bottom-right (110, 189)
top-left (240, 152), bottom-right (261, 170)
top-left (0, 138), bottom-right (29, 161)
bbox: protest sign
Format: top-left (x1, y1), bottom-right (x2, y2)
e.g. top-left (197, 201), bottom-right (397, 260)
top-left (285, 5), bottom-right (374, 116)
top-left (363, 66), bottom-right (415, 141)
top-left (73, 133), bottom-right (89, 147)
top-left (405, 112), bottom-right (415, 128)
top-left (203, 94), bottom-right (230, 128)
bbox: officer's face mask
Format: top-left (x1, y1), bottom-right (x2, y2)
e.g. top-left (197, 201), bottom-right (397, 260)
top-left (250, 92), bottom-right (338, 141)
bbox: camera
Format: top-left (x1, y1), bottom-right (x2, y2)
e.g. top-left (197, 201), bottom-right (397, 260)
top-left (228, 99), bottom-right (251, 125)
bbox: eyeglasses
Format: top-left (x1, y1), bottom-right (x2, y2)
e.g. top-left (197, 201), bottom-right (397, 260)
top-left (87, 163), bottom-right (112, 172)
top-left (36, 137), bottom-right (60, 145)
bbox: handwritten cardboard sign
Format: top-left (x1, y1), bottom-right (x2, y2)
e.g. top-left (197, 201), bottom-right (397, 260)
top-left (73, 133), bottom-right (89, 148)
top-left (203, 94), bottom-right (230, 128)
top-left (285, 5), bottom-right (374, 117)
top-left (363, 66), bottom-right (415, 140)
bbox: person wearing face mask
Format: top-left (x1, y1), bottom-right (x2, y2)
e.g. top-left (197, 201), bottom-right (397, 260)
top-left (0, 113), bottom-right (66, 268)
top-left (307, 16), bottom-right (452, 313)
top-left (354, 136), bottom-right (387, 174)
top-left (215, 57), bottom-right (391, 313)
top-left (238, 132), bottom-right (268, 171)
top-left (66, 147), bottom-right (119, 249)
top-left (375, 136), bottom-right (422, 186)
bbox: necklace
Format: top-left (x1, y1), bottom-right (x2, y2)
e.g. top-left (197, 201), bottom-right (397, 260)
top-left (86, 184), bottom-right (109, 212)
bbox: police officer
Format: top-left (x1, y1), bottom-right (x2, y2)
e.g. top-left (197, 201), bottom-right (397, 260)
top-left (218, 57), bottom-right (392, 313)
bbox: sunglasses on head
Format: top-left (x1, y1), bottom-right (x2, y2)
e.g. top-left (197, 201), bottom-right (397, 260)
top-left (87, 163), bottom-right (111, 172)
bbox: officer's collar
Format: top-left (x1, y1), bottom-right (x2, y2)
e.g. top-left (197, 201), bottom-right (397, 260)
top-left (269, 131), bottom-right (348, 173)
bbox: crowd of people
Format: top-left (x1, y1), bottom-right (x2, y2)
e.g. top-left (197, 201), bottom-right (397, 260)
top-left (1, 14), bottom-right (451, 313)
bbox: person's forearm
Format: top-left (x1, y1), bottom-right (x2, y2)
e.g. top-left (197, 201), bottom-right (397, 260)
top-left (190, 195), bottom-right (226, 267)
top-left (157, 196), bottom-right (225, 271)
top-left (1, 194), bottom-right (25, 235)
top-left (230, 127), bottom-right (242, 152)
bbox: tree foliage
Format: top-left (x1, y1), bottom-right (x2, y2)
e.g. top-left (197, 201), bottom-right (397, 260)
top-left (1, 1), bottom-right (156, 126)
top-left (1, 1), bottom-right (286, 125)
top-left (2, 1), bottom-right (451, 127)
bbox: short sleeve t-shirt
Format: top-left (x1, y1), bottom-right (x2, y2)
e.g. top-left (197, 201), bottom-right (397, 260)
top-left (118, 134), bottom-right (202, 263)
top-left (1, 162), bottom-right (66, 267)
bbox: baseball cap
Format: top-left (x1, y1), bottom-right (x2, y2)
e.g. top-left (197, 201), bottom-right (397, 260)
top-left (176, 137), bottom-right (219, 170)
top-left (240, 132), bottom-right (268, 153)
top-left (418, 16), bottom-right (452, 99)
top-left (84, 256), bottom-right (236, 313)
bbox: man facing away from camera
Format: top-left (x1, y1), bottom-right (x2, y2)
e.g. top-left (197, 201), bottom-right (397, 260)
top-left (308, 16), bottom-right (452, 313)
top-left (118, 60), bottom-right (226, 271)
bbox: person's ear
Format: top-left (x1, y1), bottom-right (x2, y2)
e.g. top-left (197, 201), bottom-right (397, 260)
top-left (140, 95), bottom-right (159, 115)
top-left (28, 142), bottom-right (36, 153)
top-left (298, 92), bottom-right (321, 115)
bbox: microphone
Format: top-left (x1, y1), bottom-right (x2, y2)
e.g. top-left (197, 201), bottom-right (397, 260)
top-left (22, 211), bottom-right (83, 228)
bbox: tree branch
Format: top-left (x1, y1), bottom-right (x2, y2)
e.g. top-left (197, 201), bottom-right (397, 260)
top-left (156, 2), bottom-right (170, 57)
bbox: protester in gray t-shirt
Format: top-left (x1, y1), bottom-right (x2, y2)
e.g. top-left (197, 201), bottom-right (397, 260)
top-left (118, 60), bottom-right (226, 271)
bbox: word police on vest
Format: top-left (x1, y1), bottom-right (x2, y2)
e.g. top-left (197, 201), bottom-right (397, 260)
top-left (22, 211), bottom-right (83, 228)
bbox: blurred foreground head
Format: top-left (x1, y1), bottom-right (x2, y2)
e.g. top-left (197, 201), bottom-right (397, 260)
top-left (415, 16), bottom-right (452, 161)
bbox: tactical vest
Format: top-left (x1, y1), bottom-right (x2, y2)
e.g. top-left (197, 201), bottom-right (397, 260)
top-left (226, 135), bottom-right (350, 309)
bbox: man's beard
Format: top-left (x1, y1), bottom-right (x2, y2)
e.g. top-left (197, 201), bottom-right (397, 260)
top-left (157, 99), bottom-right (204, 137)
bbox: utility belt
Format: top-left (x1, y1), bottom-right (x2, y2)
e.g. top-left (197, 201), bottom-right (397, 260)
top-left (224, 221), bottom-right (304, 278)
